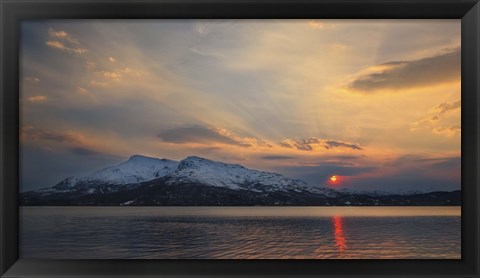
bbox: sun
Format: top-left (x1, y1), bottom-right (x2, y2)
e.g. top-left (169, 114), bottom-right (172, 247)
top-left (330, 175), bottom-right (337, 182)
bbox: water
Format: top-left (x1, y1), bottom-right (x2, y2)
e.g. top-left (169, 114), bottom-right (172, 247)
top-left (20, 206), bottom-right (461, 259)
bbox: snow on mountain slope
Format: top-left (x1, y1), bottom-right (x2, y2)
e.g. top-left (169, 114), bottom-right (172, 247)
top-left (53, 155), bottom-right (179, 190)
top-left (47, 154), bottom-right (337, 197)
top-left (166, 156), bottom-right (337, 195)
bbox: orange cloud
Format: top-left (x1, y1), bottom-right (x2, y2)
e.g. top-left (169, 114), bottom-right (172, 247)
top-left (430, 100), bottom-right (461, 114)
top-left (48, 27), bottom-right (79, 44)
top-left (46, 40), bottom-right (87, 54)
top-left (93, 67), bottom-right (142, 84)
top-left (410, 99), bottom-right (461, 137)
top-left (307, 20), bottom-right (336, 30)
top-left (27, 95), bottom-right (47, 102)
top-left (432, 125), bottom-right (461, 137)
top-left (46, 28), bottom-right (86, 54)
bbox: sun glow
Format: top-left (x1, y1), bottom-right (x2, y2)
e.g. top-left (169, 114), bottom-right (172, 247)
top-left (330, 175), bottom-right (337, 182)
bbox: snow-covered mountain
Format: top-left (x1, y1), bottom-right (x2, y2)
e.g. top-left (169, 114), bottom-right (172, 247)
top-left (49, 155), bottom-right (335, 196)
top-left (166, 156), bottom-right (336, 196)
top-left (52, 155), bottom-right (179, 190)
top-left (20, 154), bottom-right (461, 206)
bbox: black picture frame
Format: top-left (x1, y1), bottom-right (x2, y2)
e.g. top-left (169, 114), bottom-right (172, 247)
top-left (1, 0), bottom-right (479, 277)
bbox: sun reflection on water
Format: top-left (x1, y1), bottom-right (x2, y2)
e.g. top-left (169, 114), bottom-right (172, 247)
top-left (332, 216), bottom-right (347, 254)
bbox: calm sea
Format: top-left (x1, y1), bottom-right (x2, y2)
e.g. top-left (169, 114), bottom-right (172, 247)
top-left (20, 206), bottom-right (461, 259)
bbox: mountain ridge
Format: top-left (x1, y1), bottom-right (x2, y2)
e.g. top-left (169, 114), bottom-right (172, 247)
top-left (20, 154), bottom-right (461, 206)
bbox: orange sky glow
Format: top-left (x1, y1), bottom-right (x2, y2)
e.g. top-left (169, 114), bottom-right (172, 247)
top-left (20, 20), bottom-right (461, 192)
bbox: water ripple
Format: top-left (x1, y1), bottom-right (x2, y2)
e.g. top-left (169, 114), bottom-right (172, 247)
top-left (20, 206), bottom-right (460, 259)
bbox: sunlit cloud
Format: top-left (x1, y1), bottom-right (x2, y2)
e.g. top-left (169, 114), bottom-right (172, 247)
top-left (48, 27), bottom-right (80, 44)
top-left (91, 67), bottom-right (142, 85)
top-left (280, 138), bottom-right (363, 151)
top-left (430, 100), bottom-right (461, 114)
top-left (108, 57), bottom-right (116, 63)
top-left (307, 20), bottom-right (336, 30)
top-left (45, 40), bottom-right (65, 49)
top-left (46, 28), bottom-right (86, 54)
top-left (433, 125), bottom-right (461, 137)
top-left (411, 99), bottom-right (461, 137)
top-left (27, 95), bottom-right (47, 102)
top-left (46, 40), bottom-right (87, 54)
top-left (345, 48), bottom-right (460, 93)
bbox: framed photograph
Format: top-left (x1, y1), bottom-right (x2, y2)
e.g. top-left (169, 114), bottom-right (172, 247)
top-left (1, 0), bottom-right (479, 277)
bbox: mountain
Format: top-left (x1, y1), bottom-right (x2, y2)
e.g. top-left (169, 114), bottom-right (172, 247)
top-left (51, 155), bottom-right (179, 192)
top-left (20, 155), bottom-right (461, 206)
top-left (165, 156), bottom-right (336, 196)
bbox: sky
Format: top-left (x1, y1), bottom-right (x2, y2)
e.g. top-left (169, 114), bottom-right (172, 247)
top-left (20, 20), bottom-right (461, 193)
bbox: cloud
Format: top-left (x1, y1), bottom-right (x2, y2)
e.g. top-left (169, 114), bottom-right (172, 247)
top-left (307, 20), bottom-right (336, 30)
top-left (21, 127), bottom-right (108, 159)
top-left (21, 126), bottom-right (85, 144)
top-left (345, 48), bottom-right (460, 93)
top-left (100, 71), bottom-right (122, 80)
top-left (27, 95), bottom-right (47, 102)
top-left (158, 125), bottom-right (253, 147)
top-left (410, 99), bottom-right (461, 136)
top-left (48, 28), bottom-right (79, 44)
top-left (46, 28), bottom-right (86, 54)
top-left (430, 100), bottom-right (461, 114)
top-left (261, 155), bottom-right (296, 160)
top-left (45, 40), bottom-right (65, 49)
top-left (280, 138), bottom-right (319, 151)
top-left (324, 140), bottom-right (362, 150)
top-left (433, 125), bottom-right (461, 137)
top-left (93, 67), bottom-right (141, 83)
top-left (108, 57), bottom-right (116, 63)
top-left (46, 40), bottom-right (87, 54)
top-left (279, 137), bottom-right (362, 151)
